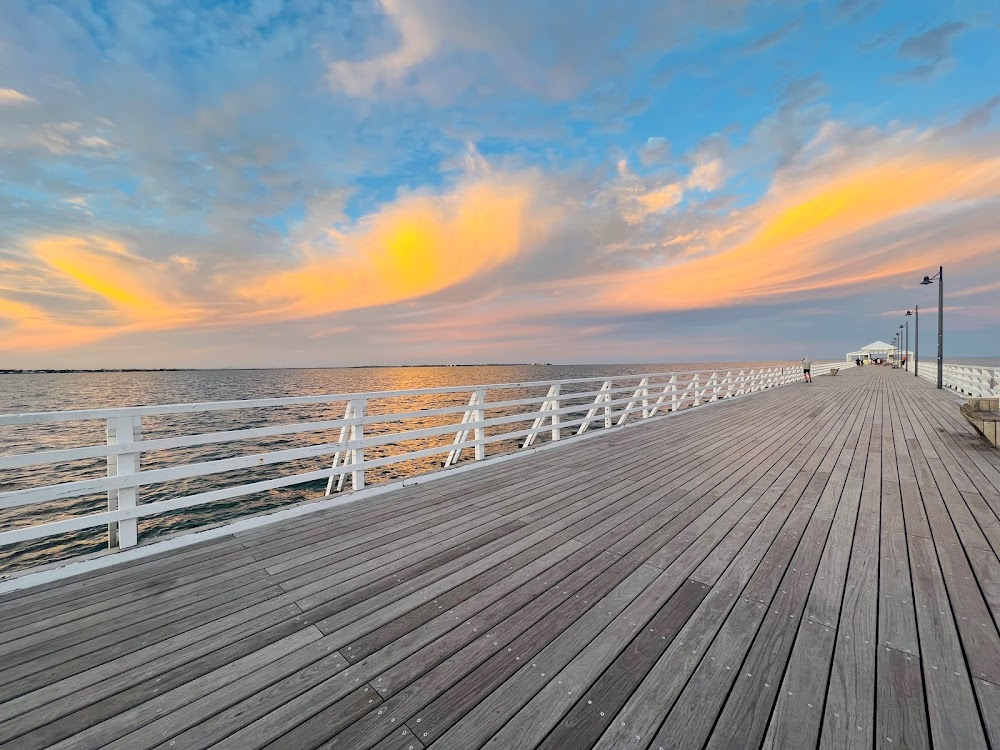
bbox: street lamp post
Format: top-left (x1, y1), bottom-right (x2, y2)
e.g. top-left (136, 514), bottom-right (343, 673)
top-left (907, 307), bottom-right (918, 378)
top-left (903, 320), bottom-right (909, 372)
top-left (920, 267), bottom-right (943, 389)
top-left (899, 324), bottom-right (905, 370)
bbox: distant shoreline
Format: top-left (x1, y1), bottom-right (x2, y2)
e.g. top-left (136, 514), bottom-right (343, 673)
top-left (3, 357), bottom-right (996, 375)
top-left (0, 368), bottom-right (197, 374)
top-left (0, 364), bottom-right (555, 374)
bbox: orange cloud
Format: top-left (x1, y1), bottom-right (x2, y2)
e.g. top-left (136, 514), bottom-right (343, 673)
top-left (595, 152), bottom-right (1000, 312)
top-left (32, 236), bottom-right (202, 326)
top-left (240, 173), bottom-right (549, 320)
top-left (0, 236), bottom-right (204, 352)
top-left (0, 294), bottom-right (125, 352)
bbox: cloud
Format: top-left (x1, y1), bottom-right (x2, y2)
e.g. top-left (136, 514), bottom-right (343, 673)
top-left (325, 0), bottom-right (756, 101)
top-left (170, 255), bottom-right (199, 272)
top-left (599, 161), bottom-right (686, 225)
top-left (237, 166), bottom-right (555, 321)
top-left (733, 74), bottom-right (831, 172)
top-left (834, 0), bottom-right (883, 23)
top-left (588, 146), bottom-right (1000, 313)
top-left (0, 236), bottom-right (205, 353)
top-left (639, 137), bottom-right (671, 166)
top-left (35, 122), bottom-right (117, 156)
top-left (743, 19), bottom-right (802, 53)
top-left (939, 94), bottom-right (1000, 136)
top-left (953, 280), bottom-right (1000, 298)
top-left (0, 88), bottom-right (36, 105)
top-left (1, 1), bottom-right (997, 367)
top-left (896, 22), bottom-right (968, 80)
top-left (685, 156), bottom-right (724, 191)
top-left (857, 26), bottom-right (901, 52)
top-left (327, 0), bottom-right (440, 97)
top-left (10, 118), bottom-right (983, 357)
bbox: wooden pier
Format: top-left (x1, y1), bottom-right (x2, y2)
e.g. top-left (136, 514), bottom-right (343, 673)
top-left (1, 366), bottom-right (999, 749)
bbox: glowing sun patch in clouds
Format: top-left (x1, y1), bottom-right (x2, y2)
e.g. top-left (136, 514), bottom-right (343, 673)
top-left (595, 151), bottom-right (1000, 312)
top-left (241, 173), bottom-right (548, 320)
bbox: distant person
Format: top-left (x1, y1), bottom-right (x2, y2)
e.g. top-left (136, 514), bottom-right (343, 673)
top-left (801, 356), bottom-right (812, 383)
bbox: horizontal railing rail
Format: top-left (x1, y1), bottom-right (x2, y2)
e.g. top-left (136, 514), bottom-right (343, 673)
top-left (0, 363), bottom-right (838, 554)
top-left (914, 361), bottom-right (999, 397)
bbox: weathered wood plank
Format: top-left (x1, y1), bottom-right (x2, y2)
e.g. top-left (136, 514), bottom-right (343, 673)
top-left (528, 579), bottom-right (707, 750)
top-left (878, 390), bottom-right (920, 657)
top-left (659, 399), bottom-right (867, 750)
top-left (5, 625), bottom-right (323, 750)
top-left (372, 726), bottom-right (425, 750)
top-left (0, 601), bottom-right (303, 744)
top-left (819, 382), bottom-right (882, 750)
top-left (973, 678), bottom-right (1000, 750)
top-left (876, 645), bottom-right (930, 750)
top-left (761, 618), bottom-right (838, 750)
top-left (41, 629), bottom-right (324, 750)
top-left (908, 535), bottom-right (988, 749)
top-left (419, 563), bottom-right (662, 749)
top-left (596, 381), bottom-right (872, 750)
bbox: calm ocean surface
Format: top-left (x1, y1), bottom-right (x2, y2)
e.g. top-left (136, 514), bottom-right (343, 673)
top-left (1, 358), bottom-right (994, 574)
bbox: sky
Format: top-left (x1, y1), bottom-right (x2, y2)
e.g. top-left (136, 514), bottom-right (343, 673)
top-left (0, 0), bottom-right (998, 369)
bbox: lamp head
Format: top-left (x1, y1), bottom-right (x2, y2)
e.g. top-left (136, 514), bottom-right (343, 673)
top-left (906, 310), bottom-right (912, 316)
top-left (920, 276), bottom-right (933, 285)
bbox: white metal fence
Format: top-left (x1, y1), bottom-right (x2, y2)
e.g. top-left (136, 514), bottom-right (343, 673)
top-left (0, 364), bottom-right (838, 554)
top-left (913, 362), bottom-right (999, 397)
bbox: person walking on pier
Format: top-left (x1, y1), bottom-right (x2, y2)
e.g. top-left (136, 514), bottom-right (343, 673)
top-left (802, 356), bottom-right (812, 383)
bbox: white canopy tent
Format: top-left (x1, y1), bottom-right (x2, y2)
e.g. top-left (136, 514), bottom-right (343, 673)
top-left (846, 340), bottom-right (909, 363)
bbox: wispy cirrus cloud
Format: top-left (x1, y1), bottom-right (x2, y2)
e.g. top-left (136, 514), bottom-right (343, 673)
top-left (326, 0), bottom-right (756, 102)
top-left (590, 141), bottom-right (1000, 313)
top-left (896, 22), bottom-right (969, 81)
top-left (743, 19), bottom-right (802, 53)
top-left (0, 88), bottom-right (36, 105)
top-left (953, 280), bottom-right (1000, 298)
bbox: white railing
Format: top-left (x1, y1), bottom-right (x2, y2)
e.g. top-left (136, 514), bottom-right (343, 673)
top-left (0, 364), bottom-right (838, 554)
top-left (914, 361), bottom-right (999, 397)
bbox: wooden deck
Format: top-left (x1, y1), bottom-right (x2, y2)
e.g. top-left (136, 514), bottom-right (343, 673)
top-left (2, 366), bottom-right (1000, 750)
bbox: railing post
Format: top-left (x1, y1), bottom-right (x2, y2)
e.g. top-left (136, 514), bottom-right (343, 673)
top-left (327, 401), bottom-right (354, 494)
top-left (523, 385), bottom-right (555, 448)
top-left (473, 388), bottom-right (486, 461)
top-left (707, 372), bottom-right (719, 402)
top-left (604, 379), bottom-right (613, 428)
top-left (669, 376), bottom-right (679, 411)
top-left (107, 414), bottom-right (141, 549)
top-left (551, 384), bottom-right (561, 441)
top-left (618, 377), bottom-right (649, 426)
top-left (351, 398), bottom-right (365, 490)
top-left (577, 380), bottom-right (612, 435)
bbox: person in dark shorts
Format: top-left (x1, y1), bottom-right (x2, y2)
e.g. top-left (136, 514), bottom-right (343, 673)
top-left (801, 356), bottom-right (812, 383)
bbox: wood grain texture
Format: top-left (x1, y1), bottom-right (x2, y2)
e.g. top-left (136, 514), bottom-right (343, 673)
top-left (2, 367), bottom-right (998, 750)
